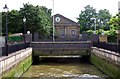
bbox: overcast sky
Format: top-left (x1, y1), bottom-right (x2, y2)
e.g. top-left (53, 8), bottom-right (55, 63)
top-left (0, 0), bottom-right (120, 22)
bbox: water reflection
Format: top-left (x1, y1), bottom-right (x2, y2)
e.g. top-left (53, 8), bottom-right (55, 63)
top-left (21, 58), bottom-right (109, 79)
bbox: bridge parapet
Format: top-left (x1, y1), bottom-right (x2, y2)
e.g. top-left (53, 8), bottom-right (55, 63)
top-left (32, 41), bottom-right (92, 56)
top-left (32, 41), bottom-right (92, 49)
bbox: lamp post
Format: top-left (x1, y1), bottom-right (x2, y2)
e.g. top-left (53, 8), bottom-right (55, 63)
top-left (91, 18), bottom-right (96, 34)
top-left (23, 17), bottom-right (26, 44)
top-left (52, 0), bottom-right (55, 42)
top-left (3, 4), bottom-right (9, 56)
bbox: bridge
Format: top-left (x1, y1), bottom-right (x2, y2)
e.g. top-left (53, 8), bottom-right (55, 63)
top-left (1, 36), bottom-right (120, 78)
top-left (32, 41), bottom-right (92, 57)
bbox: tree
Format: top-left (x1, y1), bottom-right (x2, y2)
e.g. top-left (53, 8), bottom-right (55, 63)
top-left (2, 3), bottom-right (52, 37)
top-left (97, 9), bottom-right (111, 30)
top-left (108, 13), bottom-right (120, 30)
top-left (2, 10), bottom-right (21, 35)
top-left (9, 10), bottom-right (21, 34)
top-left (37, 6), bottom-right (52, 37)
top-left (77, 5), bottom-right (112, 33)
top-left (77, 5), bottom-right (97, 33)
top-left (19, 3), bottom-right (52, 37)
top-left (105, 13), bottom-right (120, 43)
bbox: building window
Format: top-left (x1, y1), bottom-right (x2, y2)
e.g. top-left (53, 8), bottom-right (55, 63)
top-left (71, 30), bottom-right (76, 36)
top-left (60, 29), bottom-right (65, 37)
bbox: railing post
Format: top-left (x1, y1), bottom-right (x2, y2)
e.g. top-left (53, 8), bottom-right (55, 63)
top-left (118, 40), bottom-right (120, 53)
top-left (118, 32), bottom-right (120, 53)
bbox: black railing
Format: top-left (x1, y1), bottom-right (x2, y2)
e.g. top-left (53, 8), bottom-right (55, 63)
top-left (1, 42), bottom-right (30, 56)
top-left (93, 42), bottom-right (119, 53)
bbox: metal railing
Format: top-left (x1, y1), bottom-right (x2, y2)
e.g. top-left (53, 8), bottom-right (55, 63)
top-left (93, 42), bottom-right (119, 53)
top-left (0, 42), bottom-right (30, 56)
top-left (33, 34), bottom-right (91, 42)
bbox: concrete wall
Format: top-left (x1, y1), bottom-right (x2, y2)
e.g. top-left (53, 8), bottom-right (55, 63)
top-left (90, 47), bottom-right (120, 78)
top-left (32, 42), bottom-right (91, 56)
top-left (91, 47), bottom-right (120, 66)
top-left (0, 47), bottom-right (32, 78)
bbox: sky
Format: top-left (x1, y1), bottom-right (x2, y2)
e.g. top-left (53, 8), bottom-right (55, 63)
top-left (0, 0), bottom-right (120, 22)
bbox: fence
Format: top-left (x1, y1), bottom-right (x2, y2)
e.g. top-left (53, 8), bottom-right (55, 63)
top-left (0, 34), bottom-right (32, 46)
top-left (0, 42), bottom-right (30, 56)
top-left (33, 33), bottom-right (94, 42)
top-left (93, 42), bottom-right (119, 53)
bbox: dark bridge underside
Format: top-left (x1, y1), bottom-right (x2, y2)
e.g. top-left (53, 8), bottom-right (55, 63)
top-left (32, 41), bottom-right (92, 57)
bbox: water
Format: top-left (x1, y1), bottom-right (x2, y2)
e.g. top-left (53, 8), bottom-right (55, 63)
top-left (21, 58), bottom-right (109, 79)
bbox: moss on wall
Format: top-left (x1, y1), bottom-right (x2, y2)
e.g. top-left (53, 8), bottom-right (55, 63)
top-left (2, 55), bottom-right (32, 79)
top-left (90, 54), bottom-right (120, 79)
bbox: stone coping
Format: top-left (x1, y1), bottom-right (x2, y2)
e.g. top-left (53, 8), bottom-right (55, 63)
top-left (91, 47), bottom-right (120, 57)
top-left (0, 47), bottom-right (32, 62)
top-left (32, 41), bottom-right (91, 44)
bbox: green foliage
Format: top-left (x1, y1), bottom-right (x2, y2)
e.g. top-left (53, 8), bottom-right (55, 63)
top-left (77, 5), bottom-right (116, 43)
top-left (77, 5), bottom-right (97, 33)
top-left (86, 30), bottom-right (94, 39)
top-left (86, 30), bottom-right (93, 36)
top-left (97, 9), bottom-right (111, 30)
top-left (19, 3), bottom-right (52, 37)
top-left (97, 29), bottom-right (104, 35)
top-left (106, 30), bottom-right (117, 36)
top-left (8, 35), bottom-right (23, 42)
top-left (108, 13), bottom-right (120, 30)
top-left (2, 3), bottom-right (52, 37)
top-left (86, 30), bottom-right (93, 34)
top-left (106, 30), bottom-right (117, 43)
top-left (77, 5), bottom-right (111, 33)
top-left (99, 29), bottom-right (117, 43)
top-left (2, 10), bottom-right (21, 34)
top-left (86, 29), bottom-right (104, 35)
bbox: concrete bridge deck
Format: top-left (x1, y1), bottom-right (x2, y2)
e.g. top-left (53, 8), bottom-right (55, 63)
top-left (32, 41), bottom-right (92, 56)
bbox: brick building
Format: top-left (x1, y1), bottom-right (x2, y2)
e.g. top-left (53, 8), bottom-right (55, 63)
top-left (54, 14), bottom-right (80, 40)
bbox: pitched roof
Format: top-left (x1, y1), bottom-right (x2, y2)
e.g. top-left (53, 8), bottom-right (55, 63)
top-left (54, 13), bottom-right (80, 26)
